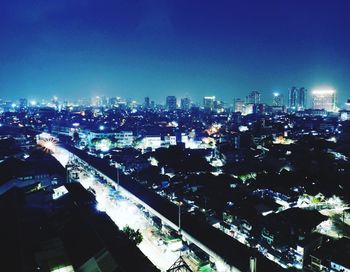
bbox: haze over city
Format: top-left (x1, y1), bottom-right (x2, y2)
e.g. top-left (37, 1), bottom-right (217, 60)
top-left (1, 0), bottom-right (350, 103)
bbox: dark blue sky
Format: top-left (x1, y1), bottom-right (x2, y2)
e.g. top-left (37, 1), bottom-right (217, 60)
top-left (0, 0), bottom-right (349, 104)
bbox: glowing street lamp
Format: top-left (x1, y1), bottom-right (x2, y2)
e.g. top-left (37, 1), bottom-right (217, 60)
top-left (115, 162), bottom-right (120, 189)
top-left (177, 201), bottom-right (183, 232)
top-left (38, 137), bottom-right (57, 154)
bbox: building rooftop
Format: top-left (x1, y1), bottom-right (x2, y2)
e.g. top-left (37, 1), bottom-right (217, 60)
top-left (0, 183), bottom-right (159, 272)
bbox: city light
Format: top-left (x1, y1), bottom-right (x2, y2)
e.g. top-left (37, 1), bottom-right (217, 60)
top-left (96, 202), bottom-right (106, 212)
top-left (37, 133), bottom-right (58, 154)
top-left (312, 89), bottom-right (335, 95)
top-left (1, 3), bottom-right (350, 272)
top-left (52, 185), bottom-right (69, 200)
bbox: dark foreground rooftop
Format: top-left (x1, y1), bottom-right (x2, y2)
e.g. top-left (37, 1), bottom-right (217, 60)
top-left (0, 183), bottom-right (159, 272)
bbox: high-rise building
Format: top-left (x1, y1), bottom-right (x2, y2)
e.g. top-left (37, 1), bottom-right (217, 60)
top-left (180, 97), bottom-right (191, 111)
top-left (127, 99), bottom-right (137, 109)
top-left (203, 96), bottom-right (216, 110)
top-left (311, 89), bottom-right (336, 112)
top-left (272, 93), bottom-right (284, 107)
top-left (246, 91), bottom-right (261, 104)
top-left (144, 97), bottom-right (150, 109)
top-left (298, 87), bottom-right (307, 110)
top-left (234, 98), bottom-right (245, 113)
top-left (288, 87), bottom-right (298, 109)
top-left (288, 87), bottom-right (307, 111)
top-left (166, 96), bottom-right (177, 111)
top-left (214, 100), bottom-right (225, 112)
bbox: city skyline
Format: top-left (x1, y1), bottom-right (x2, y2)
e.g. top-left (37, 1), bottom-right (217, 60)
top-left (1, 2), bottom-right (350, 272)
top-left (1, 87), bottom-right (345, 111)
top-left (0, 1), bottom-right (349, 103)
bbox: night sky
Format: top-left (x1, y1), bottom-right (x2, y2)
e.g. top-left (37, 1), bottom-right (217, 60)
top-left (0, 0), bottom-right (349, 104)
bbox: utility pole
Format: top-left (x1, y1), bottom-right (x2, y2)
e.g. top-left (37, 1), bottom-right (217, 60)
top-left (115, 162), bottom-right (120, 189)
top-left (178, 201), bottom-right (182, 232)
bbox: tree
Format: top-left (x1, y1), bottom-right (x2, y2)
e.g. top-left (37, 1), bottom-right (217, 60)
top-left (122, 225), bottom-right (143, 245)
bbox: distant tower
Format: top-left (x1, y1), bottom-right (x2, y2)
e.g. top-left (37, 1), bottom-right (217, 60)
top-left (180, 97), bottom-right (191, 111)
top-left (288, 87), bottom-right (307, 111)
top-left (144, 96), bottom-right (150, 109)
top-left (288, 87), bottom-right (298, 110)
top-left (272, 93), bottom-right (284, 107)
top-left (234, 98), bottom-right (245, 113)
top-left (246, 91), bottom-right (261, 104)
top-left (166, 96), bottom-right (177, 111)
top-left (298, 87), bottom-right (307, 110)
top-left (203, 96), bottom-right (216, 111)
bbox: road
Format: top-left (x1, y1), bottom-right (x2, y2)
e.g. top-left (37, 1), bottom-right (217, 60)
top-left (53, 145), bottom-right (181, 271)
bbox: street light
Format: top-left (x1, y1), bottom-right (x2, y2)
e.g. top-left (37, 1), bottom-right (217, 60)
top-left (115, 162), bottom-right (120, 189)
top-left (177, 201), bottom-right (182, 232)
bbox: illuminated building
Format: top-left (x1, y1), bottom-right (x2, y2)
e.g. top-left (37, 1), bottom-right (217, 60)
top-left (142, 135), bottom-right (161, 150)
top-left (234, 98), bottom-right (245, 113)
top-left (311, 89), bottom-right (336, 112)
top-left (203, 96), bottom-right (216, 111)
top-left (144, 96), bottom-right (150, 109)
top-left (214, 100), bottom-right (225, 113)
top-left (180, 97), bottom-right (191, 111)
top-left (288, 87), bottom-right (307, 111)
top-left (298, 87), bottom-right (307, 110)
top-left (244, 103), bottom-right (254, 115)
top-left (127, 99), bottom-right (137, 109)
top-left (272, 93), bottom-right (284, 107)
top-left (246, 91), bottom-right (261, 104)
top-left (166, 96), bottom-right (177, 111)
top-left (91, 96), bottom-right (102, 107)
top-left (115, 131), bottom-right (134, 147)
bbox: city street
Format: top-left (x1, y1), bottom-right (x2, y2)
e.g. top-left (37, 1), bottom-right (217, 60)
top-left (53, 145), bottom-right (182, 271)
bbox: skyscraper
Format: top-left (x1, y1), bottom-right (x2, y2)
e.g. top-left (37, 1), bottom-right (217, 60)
top-left (166, 96), bottom-right (177, 111)
top-left (288, 87), bottom-right (298, 109)
top-left (272, 93), bottom-right (284, 107)
top-left (246, 91), bottom-right (261, 104)
top-left (311, 89), bottom-right (336, 112)
top-left (234, 98), bottom-right (245, 113)
top-left (298, 87), bottom-right (307, 110)
top-left (203, 96), bottom-right (216, 111)
top-left (288, 87), bottom-right (307, 111)
top-left (180, 97), bottom-right (191, 111)
top-left (144, 97), bottom-right (150, 109)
